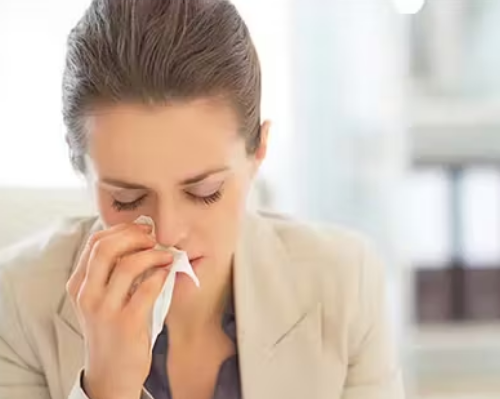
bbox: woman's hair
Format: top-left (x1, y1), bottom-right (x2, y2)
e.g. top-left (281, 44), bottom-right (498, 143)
top-left (63, 0), bottom-right (261, 173)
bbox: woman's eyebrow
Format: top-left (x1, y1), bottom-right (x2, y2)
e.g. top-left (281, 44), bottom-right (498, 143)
top-left (100, 179), bottom-right (149, 190)
top-left (100, 166), bottom-right (229, 189)
top-left (180, 166), bottom-right (230, 185)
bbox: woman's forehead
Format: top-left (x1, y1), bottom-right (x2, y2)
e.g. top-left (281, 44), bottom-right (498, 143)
top-left (88, 100), bottom-right (239, 152)
top-left (86, 99), bottom-right (239, 137)
top-left (83, 101), bottom-right (247, 186)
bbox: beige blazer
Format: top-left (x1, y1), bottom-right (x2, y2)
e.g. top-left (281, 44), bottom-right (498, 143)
top-left (0, 212), bottom-right (404, 399)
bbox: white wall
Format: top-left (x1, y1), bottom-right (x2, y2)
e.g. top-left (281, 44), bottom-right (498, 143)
top-left (0, 188), bottom-right (94, 248)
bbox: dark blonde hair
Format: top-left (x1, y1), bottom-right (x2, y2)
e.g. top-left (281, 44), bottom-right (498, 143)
top-left (63, 0), bottom-right (261, 173)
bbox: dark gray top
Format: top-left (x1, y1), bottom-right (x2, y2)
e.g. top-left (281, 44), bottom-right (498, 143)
top-left (144, 298), bottom-right (240, 399)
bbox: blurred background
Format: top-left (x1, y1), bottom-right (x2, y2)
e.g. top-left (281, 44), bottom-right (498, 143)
top-left (1, 0), bottom-right (499, 397)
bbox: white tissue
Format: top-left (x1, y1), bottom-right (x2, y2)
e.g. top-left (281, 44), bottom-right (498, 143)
top-left (133, 215), bottom-right (200, 348)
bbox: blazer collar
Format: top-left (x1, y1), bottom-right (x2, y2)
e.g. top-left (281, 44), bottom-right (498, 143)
top-left (54, 217), bottom-right (100, 397)
top-left (233, 213), bottom-right (311, 351)
top-left (233, 213), bottom-right (323, 398)
top-left (56, 217), bottom-right (101, 339)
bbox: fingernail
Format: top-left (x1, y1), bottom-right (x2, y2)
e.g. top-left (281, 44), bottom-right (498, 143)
top-left (137, 224), bottom-right (153, 232)
top-left (159, 250), bottom-right (172, 258)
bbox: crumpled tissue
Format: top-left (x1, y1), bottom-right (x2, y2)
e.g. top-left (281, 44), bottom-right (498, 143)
top-left (133, 215), bottom-right (200, 348)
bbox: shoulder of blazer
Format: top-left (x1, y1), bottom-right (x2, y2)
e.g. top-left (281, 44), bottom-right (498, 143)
top-left (255, 211), bottom-right (387, 338)
top-left (0, 217), bottom-right (98, 335)
top-left (256, 210), bottom-right (379, 283)
top-left (0, 216), bottom-right (98, 278)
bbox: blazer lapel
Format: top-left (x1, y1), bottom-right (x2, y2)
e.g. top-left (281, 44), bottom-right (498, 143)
top-left (234, 214), bottom-right (323, 399)
top-left (54, 295), bottom-right (85, 399)
top-left (53, 219), bottom-right (100, 399)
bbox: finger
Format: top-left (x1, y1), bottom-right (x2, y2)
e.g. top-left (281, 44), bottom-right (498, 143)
top-left (66, 223), bottom-right (136, 300)
top-left (67, 223), bottom-right (151, 299)
top-left (127, 267), bottom-right (171, 319)
top-left (84, 224), bottom-right (156, 296)
top-left (102, 249), bottom-right (173, 310)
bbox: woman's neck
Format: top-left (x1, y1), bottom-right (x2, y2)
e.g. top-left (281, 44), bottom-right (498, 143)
top-left (166, 269), bottom-right (232, 346)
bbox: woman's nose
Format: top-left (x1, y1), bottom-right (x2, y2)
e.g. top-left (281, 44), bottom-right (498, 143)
top-left (152, 205), bottom-right (188, 248)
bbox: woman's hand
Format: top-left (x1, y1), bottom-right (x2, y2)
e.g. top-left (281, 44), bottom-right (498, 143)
top-left (66, 223), bottom-right (173, 399)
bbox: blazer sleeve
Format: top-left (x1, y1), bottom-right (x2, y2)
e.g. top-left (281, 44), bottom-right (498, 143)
top-left (0, 270), bottom-right (50, 399)
top-left (341, 241), bottom-right (405, 399)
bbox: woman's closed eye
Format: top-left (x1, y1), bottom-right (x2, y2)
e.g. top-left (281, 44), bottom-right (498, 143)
top-left (112, 194), bottom-right (147, 212)
top-left (111, 183), bottom-right (225, 212)
top-left (184, 182), bottom-right (224, 206)
top-left (185, 189), bottom-right (222, 206)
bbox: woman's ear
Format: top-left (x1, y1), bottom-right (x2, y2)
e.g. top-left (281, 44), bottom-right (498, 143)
top-left (254, 120), bottom-right (271, 165)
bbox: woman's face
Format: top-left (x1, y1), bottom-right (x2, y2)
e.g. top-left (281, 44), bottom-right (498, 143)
top-left (84, 98), bottom-right (268, 300)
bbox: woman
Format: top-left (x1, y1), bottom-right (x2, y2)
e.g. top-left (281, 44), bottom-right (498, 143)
top-left (0, 0), bottom-right (404, 398)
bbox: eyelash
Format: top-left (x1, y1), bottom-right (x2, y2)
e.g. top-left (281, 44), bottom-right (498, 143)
top-left (111, 190), bottom-right (223, 212)
top-left (185, 189), bottom-right (223, 206)
top-left (111, 194), bottom-right (147, 212)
